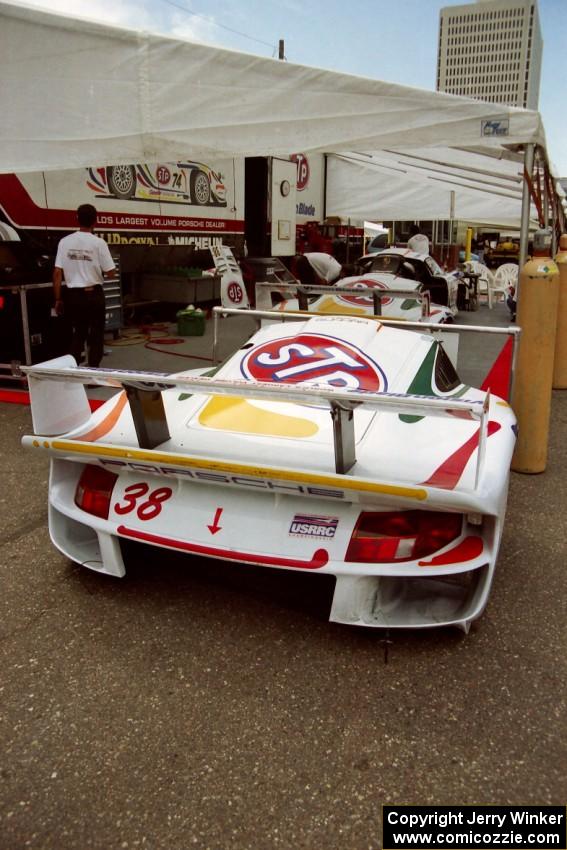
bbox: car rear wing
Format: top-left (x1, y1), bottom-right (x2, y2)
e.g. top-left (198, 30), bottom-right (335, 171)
top-left (254, 281), bottom-right (430, 318)
top-left (22, 357), bottom-right (491, 490)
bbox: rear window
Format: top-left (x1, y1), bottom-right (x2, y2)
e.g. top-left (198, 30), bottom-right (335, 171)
top-left (369, 233), bottom-right (388, 250)
top-left (435, 344), bottom-right (460, 392)
top-left (369, 255), bottom-right (402, 274)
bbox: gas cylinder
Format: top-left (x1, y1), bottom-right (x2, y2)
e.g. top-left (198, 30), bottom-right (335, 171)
top-left (511, 228), bottom-right (559, 473)
top-left (553, 234), bottom-right (567, 388)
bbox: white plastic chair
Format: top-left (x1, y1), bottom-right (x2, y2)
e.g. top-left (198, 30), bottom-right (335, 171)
top-left (492, 263), bottom-right (518, 309)
top-left (465, 261), bottom-right (494, 305)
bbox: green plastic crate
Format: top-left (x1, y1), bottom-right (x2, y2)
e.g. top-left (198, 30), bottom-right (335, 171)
top-left (176, 309), bottom-right (205, 336)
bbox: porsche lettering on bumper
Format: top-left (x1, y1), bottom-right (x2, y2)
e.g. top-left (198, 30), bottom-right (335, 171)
top-left (99, 458), bottom-right (345, 499)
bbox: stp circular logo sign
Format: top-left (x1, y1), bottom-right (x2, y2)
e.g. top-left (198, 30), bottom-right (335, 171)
top-left (241, 333), bottom-right (386, 391)
top-left (156, 165), bottom-right (171, 185)
top-left (227, 281), bottom-right (244, 304)
top-left (291, 154), bottom-right (309, 191)
top-left (337, 278), bottom-right (393, 308)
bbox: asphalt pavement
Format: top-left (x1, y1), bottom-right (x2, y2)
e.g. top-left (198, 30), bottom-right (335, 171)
top-left (1, 302), bottom-right (566, 850)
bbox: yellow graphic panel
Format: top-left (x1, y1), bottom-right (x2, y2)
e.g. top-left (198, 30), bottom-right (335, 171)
top-left (198, 397), bottom-right (319, 438)
top-left (317, 296), bottom-right (366, 315)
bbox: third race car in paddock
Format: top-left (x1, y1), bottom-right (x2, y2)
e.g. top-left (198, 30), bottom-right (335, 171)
top-left (357, 248), bottom-right (460, 315)
top-left (22, 314), bottom-right (517, 632)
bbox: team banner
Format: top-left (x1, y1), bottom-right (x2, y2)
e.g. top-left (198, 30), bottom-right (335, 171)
top-left (383, 806), bottom-right (566, 849)
top-left (0, 159), bottom-right (245, 237)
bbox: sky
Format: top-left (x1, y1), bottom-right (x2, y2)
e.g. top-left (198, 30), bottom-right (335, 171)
top-left (12, 0), bottom-right (567, 176)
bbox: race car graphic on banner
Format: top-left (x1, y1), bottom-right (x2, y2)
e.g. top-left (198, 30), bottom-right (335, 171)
top-left (0, 159), bottom-right (245, 249)
top-left (87, 162), bottom-right (227, 207)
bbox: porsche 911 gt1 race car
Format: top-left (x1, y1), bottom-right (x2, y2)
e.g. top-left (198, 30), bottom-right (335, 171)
top-left (22, 314), bottom-right (517, 632)
top-left (358, 248), bottom-right (460, 315)
top-left (259, 273), bottom-right (454, 324)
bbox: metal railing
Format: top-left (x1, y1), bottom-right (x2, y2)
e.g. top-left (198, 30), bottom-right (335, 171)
top-left (253, 280), bottom-right (429, 317)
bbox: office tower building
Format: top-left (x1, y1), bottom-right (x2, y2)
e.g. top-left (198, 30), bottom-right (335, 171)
top-left (437, 0), bottom-right (543, 108)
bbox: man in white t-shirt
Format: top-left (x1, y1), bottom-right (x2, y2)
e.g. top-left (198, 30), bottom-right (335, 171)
top-left (53, 204), bottom-right (116, 367)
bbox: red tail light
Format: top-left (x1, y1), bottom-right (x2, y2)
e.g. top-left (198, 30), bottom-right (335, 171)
top-left (345, 510), bottom-right (462, 563)
top-left (75, 465), bottom-right (118, 519)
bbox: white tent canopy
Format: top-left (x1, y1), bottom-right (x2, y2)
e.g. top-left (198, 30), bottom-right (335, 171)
top-left (326, 148), bottom-right (538, 228)
top-left (0, 0), bottom-right (546, 174)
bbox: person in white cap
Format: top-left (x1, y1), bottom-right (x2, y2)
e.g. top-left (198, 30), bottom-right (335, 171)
top-left (407, 224), bottom-right (430, 254)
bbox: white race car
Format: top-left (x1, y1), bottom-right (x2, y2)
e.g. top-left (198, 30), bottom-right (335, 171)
top-left (264, 273), bottom-right (454, 324)
top-left (357, 248), bottom-right (460, 316)
top-left (22, 314), bottom-right (517, 632)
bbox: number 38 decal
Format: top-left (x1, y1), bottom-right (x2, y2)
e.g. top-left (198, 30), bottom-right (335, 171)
top-left (114, 482), bottom-right (173, 521)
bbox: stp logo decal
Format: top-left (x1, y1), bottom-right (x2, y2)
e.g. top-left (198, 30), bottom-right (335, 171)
top-left (337, 278), bottom-right (393, 308)
top-left (241, 333), bottom-right (386, 391)
top-left (156, 166), bottom-right (171, 185)
top-left (291, 154), bottom-right (309, 191)
top-left (227, 281), bottom-right (244, 303)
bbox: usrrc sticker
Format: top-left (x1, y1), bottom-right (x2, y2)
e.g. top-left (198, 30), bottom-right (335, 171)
top-left (289, 514), bottom-right (339, 538)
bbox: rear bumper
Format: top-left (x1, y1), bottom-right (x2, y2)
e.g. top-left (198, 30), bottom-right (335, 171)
top-left (47, 459), bottom-right (500, 631)
top-left (330, 567), bottom-right (492, 632)
top-left (50, 498), bottom-right (494, 630)
top-left (49, 501), bottom-right (125, 578)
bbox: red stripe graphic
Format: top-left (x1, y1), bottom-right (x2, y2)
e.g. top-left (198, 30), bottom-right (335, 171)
top-left (0, 388), bottom-right (104, 411)
top-left (422, 421), bottom-right (501, 490)
top-left (481, 337), bottom-right (514, 401)
top-left (0, 174), bottom-right (76, 229)
top-left (418, 535), bottom-right (484, 566)
top-left (117, 525), bottom-right (329, 570)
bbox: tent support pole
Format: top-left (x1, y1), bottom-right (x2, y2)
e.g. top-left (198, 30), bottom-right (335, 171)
top-left (449, 191), bottom-right (455, 267)
top-left (519, 143), bottom-right (535, 276)
top-left (322, 155), bottom-right (328, 221)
